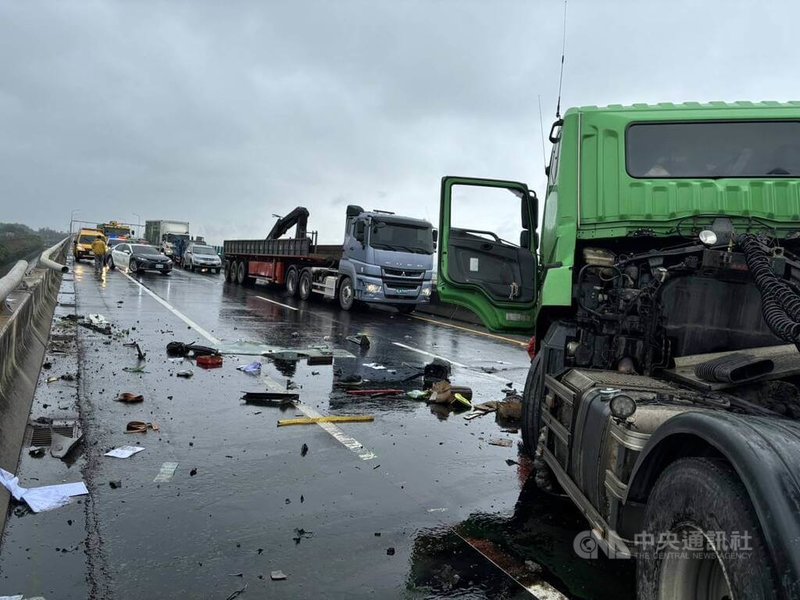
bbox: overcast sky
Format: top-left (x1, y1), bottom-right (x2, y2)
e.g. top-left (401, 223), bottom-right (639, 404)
top-left (2, 0), bottom-right (799, 244)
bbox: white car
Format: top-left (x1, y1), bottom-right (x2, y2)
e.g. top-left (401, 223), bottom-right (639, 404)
top-left (183, 243), bottom-right (222, 273)
top-left (109, 243), bottom-right (173, 275)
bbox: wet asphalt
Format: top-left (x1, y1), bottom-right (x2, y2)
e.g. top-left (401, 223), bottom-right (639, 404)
top-left (0, 260), bottom-right (635, 599)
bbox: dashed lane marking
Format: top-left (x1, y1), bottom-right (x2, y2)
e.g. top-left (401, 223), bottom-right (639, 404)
top-left (410, 313), bottom-right (529, 347)
top-left (255, 295), bottom-right (299, 311)
top-left (391, 341), bottom-right (524, 387)
top-left (117, 269), bottom-right (376, 460)
top-left (118, 270), bottom-right (221, 345)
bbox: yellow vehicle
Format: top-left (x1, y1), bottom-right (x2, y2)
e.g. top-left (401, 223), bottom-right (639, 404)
top-left (74, 228), bottom-right (104, 261)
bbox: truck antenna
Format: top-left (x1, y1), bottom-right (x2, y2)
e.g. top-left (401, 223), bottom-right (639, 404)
top-left (538, 95), bottom-right (547, 173)
top-left (555, 0), bottom-right (568, 119)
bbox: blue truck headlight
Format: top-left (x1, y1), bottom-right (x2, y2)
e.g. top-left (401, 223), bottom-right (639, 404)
top-left (365, 283), bottom-right (382, 294)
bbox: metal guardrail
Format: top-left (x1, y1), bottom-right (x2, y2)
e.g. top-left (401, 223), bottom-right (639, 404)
top-left (0, 237), bottom-right (69, 309)
top-left (39, 237), bottom-right (70, 274)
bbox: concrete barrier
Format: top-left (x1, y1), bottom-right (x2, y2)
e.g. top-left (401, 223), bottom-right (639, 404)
top-left (0, 239), bottom-right (69, 488)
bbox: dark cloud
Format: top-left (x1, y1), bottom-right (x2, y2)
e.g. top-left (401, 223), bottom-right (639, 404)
top-left (1, 1), bottom-right (799, 243)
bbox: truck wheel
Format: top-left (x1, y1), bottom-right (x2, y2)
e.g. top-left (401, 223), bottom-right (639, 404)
top-left (224, 261), bottom-right (234, 282)
top-left (338, 277), bottom-right (354, 310)
top-left (286, 268), bottom-right (299, 297)
top-left (521, 354), bottom-right (544, 455)
top-left (236, 261), bottom-right (247, 285)
top-left (299, 270), bottom-right (312, 301)
top-left (638, 457), bottom-right (775, 600)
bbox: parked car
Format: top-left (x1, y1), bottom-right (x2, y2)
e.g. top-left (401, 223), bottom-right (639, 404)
top-left (183, 243), bottom-right (222, 273)
top-left (108, 243), bottom-right (172, 275)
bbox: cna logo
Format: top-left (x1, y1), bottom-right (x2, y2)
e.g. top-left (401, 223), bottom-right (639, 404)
top-left (573, 530), bottom-right (600, 559)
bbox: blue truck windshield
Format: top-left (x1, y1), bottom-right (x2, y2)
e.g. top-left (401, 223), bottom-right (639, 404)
top-left (627, 121), bottom-right (800, 178)
top-left (370, 222), bottom-right (433, 254)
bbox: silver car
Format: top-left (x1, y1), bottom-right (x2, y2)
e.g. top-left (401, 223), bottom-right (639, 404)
top-left (183, 243), bottom-right (222, 273)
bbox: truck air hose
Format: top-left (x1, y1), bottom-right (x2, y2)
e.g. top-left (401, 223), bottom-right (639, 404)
top-left (738, 233), bottom-right (800, 344)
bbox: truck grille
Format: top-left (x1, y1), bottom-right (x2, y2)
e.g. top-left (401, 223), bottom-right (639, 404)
top-left (382, 268), bottom-right (424, 281)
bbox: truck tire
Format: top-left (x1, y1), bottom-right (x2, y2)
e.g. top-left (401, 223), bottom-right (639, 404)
top-left (286, 268), bottom-right (299, 297)
top-left (521, 354), bottom-right (544, 455)
top-left (339, 277), bottom-right (354, 311)
top-left (299, 270), bottom-right (312, 301)
top-left (236, 261), bottom-right (247, 285)
top-left (637, 457), bottom-right (776, 600)
top-left (225, 261), bottom-right (234, 282)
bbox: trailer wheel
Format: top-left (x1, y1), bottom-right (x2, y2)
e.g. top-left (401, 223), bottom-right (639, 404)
top-left (338, 277), bottom-right (354, 310)
top-left (286, 268), bottom-right (299, 297)
top-left (236, 261), bottom-right (247, 285)
top-left (638, 457), bottom-right (775, 600)
top-left (224, 261), bottom-right (233, 282)
top-left (299, 270), bottom-right (312, 301)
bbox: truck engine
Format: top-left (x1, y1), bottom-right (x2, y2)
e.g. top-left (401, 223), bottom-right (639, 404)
top-left (569, 220), bottom-right (800, 378)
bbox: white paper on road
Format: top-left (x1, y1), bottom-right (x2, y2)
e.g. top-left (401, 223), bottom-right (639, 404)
top-left (104, 445), bottom-right (145, 459)
top-left (0, 467), bottom-right (88, 513)
top-left (362, 363), bottom-right (387, 370)
top-left (153, 462), bottom-right (179, 482)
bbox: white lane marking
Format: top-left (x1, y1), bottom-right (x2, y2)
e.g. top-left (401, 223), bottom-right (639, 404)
top-left (391, 341), bottom-right (523, 387)
top-left (296, 403), bottom-right (377, 461)
top-left (116, 270), bottom-right (375, 460)
top-left (118, 270), bottom-right (221, 345)
top-left (255, 295), bottom-right (299, 312)
top-left (154, 462), bottom-right (179, 482)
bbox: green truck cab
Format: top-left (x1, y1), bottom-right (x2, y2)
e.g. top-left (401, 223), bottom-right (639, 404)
top-left (438, 102), bottom-right (800, 599)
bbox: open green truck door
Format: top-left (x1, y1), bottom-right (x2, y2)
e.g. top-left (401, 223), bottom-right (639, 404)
top-left (437, 176), bottom-right (538, 332)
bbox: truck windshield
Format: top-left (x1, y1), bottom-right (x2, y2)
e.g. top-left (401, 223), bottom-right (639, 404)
top-left (627, 121), bottom-right (800, 178)
top-left (370, 221), bottom-right (433, 254)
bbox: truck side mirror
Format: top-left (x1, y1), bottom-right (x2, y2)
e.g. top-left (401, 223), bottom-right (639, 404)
top-left (520, 230), bottom-right (531, 249)
top-left (432, 229), bottom-right (438, 250)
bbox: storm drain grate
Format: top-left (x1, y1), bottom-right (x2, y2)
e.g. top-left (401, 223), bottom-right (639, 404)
top-left (24, 420), bottom-right (79, 447)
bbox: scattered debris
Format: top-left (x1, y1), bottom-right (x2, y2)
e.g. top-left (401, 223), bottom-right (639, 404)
top-left (28, 447), bottom-right (46, 458)
top-left (347, 389), bottom-right (404, 398)
top-left (50, 431), bottom-right (83, 459)
top-left (116, 393), bottom-right (144, 403)
top-left (346, 334), bottom-right (370, 348)
top-left (406, 390), bottom-right (428, 400)
top-left (277, 415), bottom-right (374, 427)
top-left (501, 428), bottom-right (519, 434)
top-left (423, 358), bottom-right (451, 388)
top-left (270, 571), bottom-right (287, 581)
top-left (154, 462), bottom-right (179, 483)
top-left (362, 363), bottom-right (386, 370)
top-left (0, 467), bottom-right (88, 513)
top-left (473, 401), bottom-right (498, 413)
top-left (196, 354), bottom-right (223, 369)
top-left (176, 370), bottom-right (194, 378)
top-left (242, 391), bottom-right (298, 406)
top-left (166, 341), bottom-right (219, 358)
top-left (505, 459), bottom-right (519, 466)
top-left (123, 341), bottom-right (146, 360)
top-left (42, 361), bottom-right (52, 370)
top-left (46, 376), bottom-right (59, 384)
top-left (104, 446), bottom-right (145, 459)
top-left (488, 438), bottom-right (513, 447)
top-left (292, 528), bottom-right (314, 544)
top-left (109, 480), bottom-right (122, 489)
top-left (189, 468), bottom-right (198, 476)
top-left (80, 314), bottom-right (112, 335)
top-left (225, 583), bottom-right (248, 599)
top-left (301, 443), bottom-right (309, 457)
top-left (496, 395), bottom-right (523, 420)
top-left (426, 382), bottom-right (471, 409)
top-left (236, 361), bottom-right (262, 375)
top-left (125, 421), bottom-right (159, 434)
top-left (386, 547), bottom-right (396, 556)
top-left (122, 366), bottom-right (148, 373)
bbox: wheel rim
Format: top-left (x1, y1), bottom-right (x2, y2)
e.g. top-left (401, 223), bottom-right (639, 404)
top-left (130, 261), bottom-right (137, 273)
top-left (658, 525), bottom-right (733, 600)
top-left (300, 275), bottom-right (310, 298)
top-left (340, 280), bottom-right (353, 307)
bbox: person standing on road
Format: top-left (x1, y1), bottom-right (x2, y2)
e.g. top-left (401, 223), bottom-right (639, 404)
top-left (91, 235), bottom-right (107, 273)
